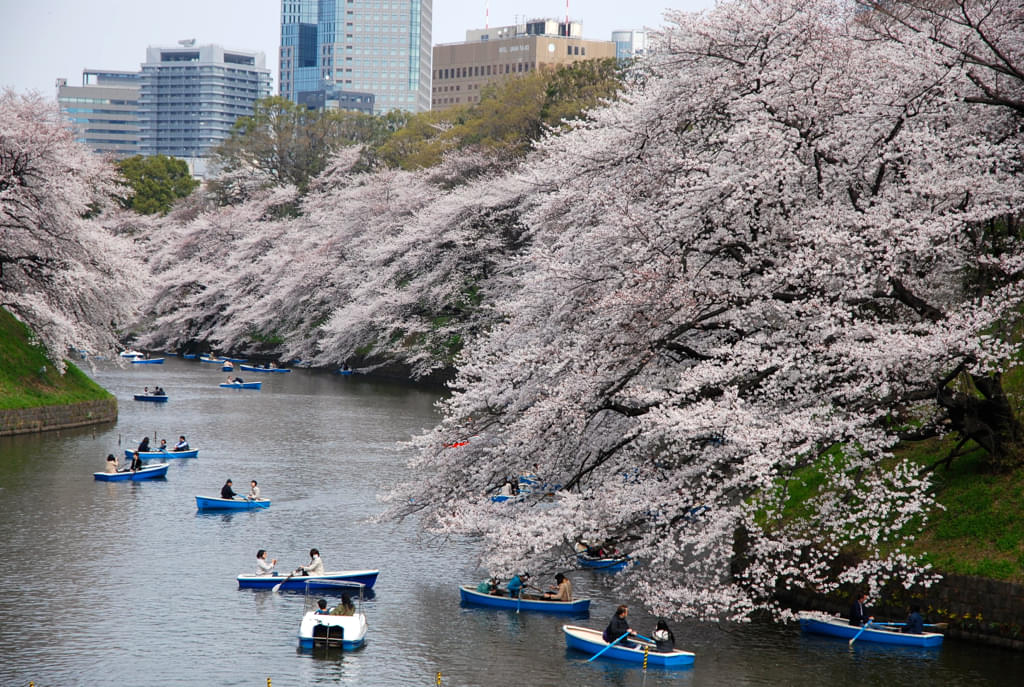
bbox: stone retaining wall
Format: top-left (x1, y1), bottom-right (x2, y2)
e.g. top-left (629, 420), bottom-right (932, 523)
top-left (0, 399), bottom-right (118, 436)
top-left (778, 573), bottom-right (1024, 650)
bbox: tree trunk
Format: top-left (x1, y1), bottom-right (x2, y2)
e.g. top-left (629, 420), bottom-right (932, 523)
top-left (937, 372), bottom-right (1023, 471)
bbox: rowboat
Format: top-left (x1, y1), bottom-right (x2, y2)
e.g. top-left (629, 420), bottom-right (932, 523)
top-left (237, 569), bottom-right (380, 590)
top-left (222, 361), bottom-right (234, 372)
top-left (239, 364), bottom-right (291, 373)
top-left (459, 585), bottom-right (590, 614)
top-left (120, 349), bottom-right (145, 358)
top-left (195, 495), bottom-right (270, 510)
top-left (563, 624), bottom-right (695, 666)
top-left (576, 553), bottom-right (632, 572)
top-left (124, 448), bottom-right (198, 459)
top-left (199, 356), bottom-right (224, 363)
top-left (298, 581), bottom-right (368, 650)
top-left (182, 353), bottom-right (197, 359)
top-left (131, 357), bottom-right (165, 364)
top-left (797, 611), bottom-right (943, 647)
top-left (133, 393), bottom-right (168, 403)
top-left (93, 463), bottom-right (169, 481)
top-left (219, 381), bottom-right (261, 390)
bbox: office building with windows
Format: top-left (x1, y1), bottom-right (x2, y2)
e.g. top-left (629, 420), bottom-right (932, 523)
top-left (56, 70), bottom-right (141, 159)
top-left (280, 0), bottom-right (432, 114)
top-left (431, 19), bottom-right (616, 111)
top-left (138, 42), bottom-right (271, 176)
top-left (612, 30), bottom-right (647, 60)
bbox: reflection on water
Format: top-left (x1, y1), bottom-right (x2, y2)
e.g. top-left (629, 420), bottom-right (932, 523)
top-left (1, 358), bottom-right (1022, 686)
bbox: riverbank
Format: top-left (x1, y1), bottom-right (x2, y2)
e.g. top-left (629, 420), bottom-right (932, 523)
top-left (0, 308), bottom-right (117, 436)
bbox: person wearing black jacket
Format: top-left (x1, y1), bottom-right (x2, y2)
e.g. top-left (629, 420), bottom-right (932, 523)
top-left (221, 479), bottom-right (238, 499)
top-left (848, 592), bottom-right (873, 626)
top-left (603, 605), bottom-right (635, 647)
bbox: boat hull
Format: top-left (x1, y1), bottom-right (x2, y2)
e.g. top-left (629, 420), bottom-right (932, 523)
top-left (93, 463), bottom-right (169, 481)
top-left (219, 382), bottom-right (262, 389)
top-left (239, 364), bottom-right (290, 373)
top-left (130, 358), bottom-right (165, 364)
top-left (459, 585), bottom-right (590, 614)
top-left (297, 611), bottom-right (367, 650)
top-left (577, 554), bottom-right (631, 572)
top-left (563, 625), bottom-right (695, 666)
top-left (196, 495), bottom-right (270, 510)
top-left (133, 394), bottom-right (168, 403)
top-left (237, 570), bottom-right (380, 590)
top-left (797, 612), bottom-right (943, 647)
top-left (125, 448), bottom-right (198, 459)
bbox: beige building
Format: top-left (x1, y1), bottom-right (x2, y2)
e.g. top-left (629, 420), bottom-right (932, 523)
top-left (432, 19), bottom-right (616, 111)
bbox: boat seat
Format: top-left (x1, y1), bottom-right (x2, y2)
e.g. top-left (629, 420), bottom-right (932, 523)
top-left (312, 623), bottom-right (344, 647)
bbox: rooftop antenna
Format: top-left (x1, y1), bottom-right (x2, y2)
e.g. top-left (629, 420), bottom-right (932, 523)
top-left (486, 0), bottom-right (489, 30)
top-left (566, 0), bottom-right (569, 27)
top-left (178, 38), bottom-right (196, 47)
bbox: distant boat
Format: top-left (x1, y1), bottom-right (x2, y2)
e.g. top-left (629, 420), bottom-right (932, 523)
top-left (239, 364), bottom-right (291, 373)
top-left (199, 356), bottom-right (224, 363)
top-left (93, 463), bottom-right (169, 481)
top-left (124, 448), bottom-right (198, 460)
top-left (797, 611), bottom-right (944, 647)
top-left (195, 495), bottom-right (270, 511)
top-left (133, 393), bottom-right (169, 403)
top-left (459, 585), bottom-right (590, 614)
top-left (576, 553), bottom-right (632, 572)
top-left (131, 358), bottom-right (165, 364)
top-left (182, 353), bottom-right (197, 359)
top-left (223, 357), bottom-right (249, 363)
top-left (219, 381), bottom-right (262, 390)
top-left (119, 350), bottom-right (145, 358)
top-left (222, 361), bottom-right (234, 372)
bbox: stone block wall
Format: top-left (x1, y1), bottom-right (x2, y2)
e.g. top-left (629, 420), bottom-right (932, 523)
top-left (0, 399), bottom-right (118, 436)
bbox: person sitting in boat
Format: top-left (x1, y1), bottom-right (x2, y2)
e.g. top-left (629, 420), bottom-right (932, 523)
top-left (256, 549), bottom-right (277, 576)
top-left (652, 619), bottom-right (676, 652)
top-left (226, 375), bottom-right (245, 384)
top-left (174, 435), bottom-right (189, 451)
top-left (129, 451), bottom-right (145, 471)
top-left (104, 453), bottom-right (120, 473)
top-left (330, 593), bottom-right (355, 616)
top-left (158, 439), bottom-right (168, 451)
top-left (499, 477), bottom-right (516, 497)
top-left (506, 572), bottom-right (530, 598)
top-left (904, 604), bottom-right (925, 634)
top-left (137, 436), bottom-right (150, 453)
top-left (476, 577), bottom-right (500, 595)
top-left (248, 480), bottom-right (260, 500)
top-left (153, 386), bottom-right (166, 396)
top-left (315, 599), bottom-right (330, 615)
top-left (296, 548), bottom-right (324, 576)
top-left (603, 604), bottom-right (636, 648)
top-left (221, 479), bottom-right (238, 500)
top-left (543, 572), bottom-right (573, 602)
top-left (848, 592), bottom-right (873, 626)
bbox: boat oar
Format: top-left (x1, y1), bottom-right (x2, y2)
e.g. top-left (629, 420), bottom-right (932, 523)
top-left (849, 620), bottom-right (872, 646)
top-left (589, 631), bottom-right (631, 662)
top-left (272, 571), bottom-right (298, 593)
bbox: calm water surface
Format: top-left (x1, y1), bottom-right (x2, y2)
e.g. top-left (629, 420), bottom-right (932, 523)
top-left (0, 357), bottom-right (1020, 686)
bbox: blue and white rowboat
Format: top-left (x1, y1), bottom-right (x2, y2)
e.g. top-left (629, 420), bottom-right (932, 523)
top-left (218, 381), bottom-right (262, 390)
top-left (563, 624), bottom-right (695, 666)
top-left (577, 553), bottom-right (631, 572)
top-left (797, 611), bottom-right (943, 647)
top-left (130, 357), bottom-right (165, 364)
top-left (125, 448), bottom-right (198, 460)
top-left (239, 364), bottom-right (291, 373)
top-left (459, 585), bottom-right (590, 614)
top-left (196, 495), bottom-right (270, 510)
top-left (237, 569), bottom-right (380, 590)
top-left (93, 463), bottom-right (169, 481)
top-left (133, 394), bottom-right (168, 403)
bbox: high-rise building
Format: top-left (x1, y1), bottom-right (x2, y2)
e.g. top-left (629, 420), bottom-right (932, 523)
top-left (611, 30), bottom-right (647, 60)
top-left (56, 70), bottom-right (141, 159)
top-left (138, 42), bottom-right (271, 176)
top-left (431, 19), bottom-right (616, 111)
top-left (279, 0), bottom-right (432, 114)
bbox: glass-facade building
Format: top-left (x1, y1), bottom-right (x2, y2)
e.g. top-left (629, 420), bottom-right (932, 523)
top-left (138, 44), bottom-right (271, 173)
top-left (280, 0), bottom-right (432, 114)
top-left (57, 70), bottom-right (141, 158)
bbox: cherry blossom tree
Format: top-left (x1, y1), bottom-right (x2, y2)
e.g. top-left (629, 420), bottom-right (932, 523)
top-left (378, 0), bottom-right (1024, 621)
top-left (0, 90), bottom-right (146, 366)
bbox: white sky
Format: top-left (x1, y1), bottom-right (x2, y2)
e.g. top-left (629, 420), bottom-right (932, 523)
top-left (0, 0), bottom-right (714, 96)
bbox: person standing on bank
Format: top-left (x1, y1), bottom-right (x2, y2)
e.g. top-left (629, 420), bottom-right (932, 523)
top-left (296, 548), bottom-right (324, 576)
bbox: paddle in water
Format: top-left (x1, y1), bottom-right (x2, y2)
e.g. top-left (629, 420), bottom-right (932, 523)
top-left (272, 570), bottom-right (298, 593)
top-left (589, 632), bottom-right (631, 662)
top-left (849, 620), bottom-right (872, 646)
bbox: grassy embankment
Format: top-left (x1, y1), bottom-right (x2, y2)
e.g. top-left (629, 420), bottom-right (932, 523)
top-left (0, 308), bottom-right (112, 410)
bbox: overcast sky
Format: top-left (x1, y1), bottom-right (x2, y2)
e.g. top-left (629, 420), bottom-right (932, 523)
top-left (0, 0), bottom-right (713, 96)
